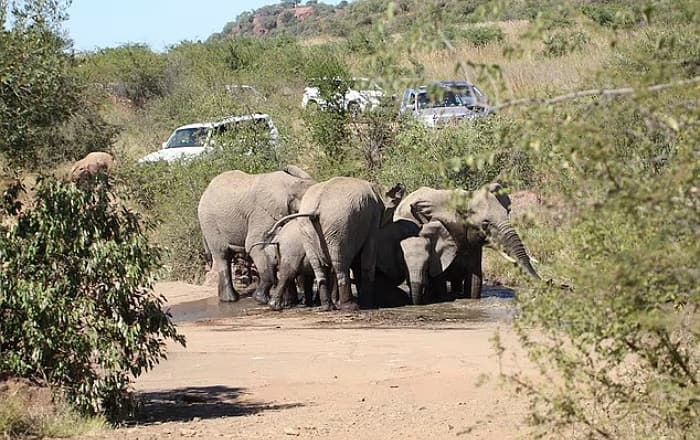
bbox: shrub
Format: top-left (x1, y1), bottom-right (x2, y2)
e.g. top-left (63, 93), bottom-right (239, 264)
top-left (450, 25), bottom-right (504, 47)
top-left (0, 379), bottom-right (105, 439)
top-left (543, 30), bottom-right (589, 58)
top-left (0, 2), bottom-right (115, 169)
top-left (379, 116), bottom-right (535, 192)
top-left (0, 176), bottom-right (184, 418)
top-left (80, 44), bottom-right (169, 107)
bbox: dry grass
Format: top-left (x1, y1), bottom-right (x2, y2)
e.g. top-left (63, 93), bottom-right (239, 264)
top-left (413, 21), bottom-right (615, 101)
top-left (0, 379), bottom-right (105, 439)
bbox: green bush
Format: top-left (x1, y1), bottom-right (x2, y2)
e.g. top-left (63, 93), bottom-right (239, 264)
top-left (448, 25), bottom-right (504, 47)
top-left (542, 30), bottom-right (589, 58)
top-left (0, 176), bottom-right (184, 419)
top-left (80, 44), bottom-right (169, 107)
top-left (379, 116), bottom-right (535, 192)
top-left (0, 2), bottom-right (115, 169)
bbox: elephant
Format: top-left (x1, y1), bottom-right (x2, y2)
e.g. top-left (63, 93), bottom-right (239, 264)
top-left (251, 220), bottom-right (315, 309)
top-left (70, 152), bottom-right (115, 182)
top-left (198, 166), bottom-right (315, 303)
top-left (393, 183), bottom-right (540, 304)
top-left (263, 177), bottom-right (405, 311)
top-left (374, 219), bottom-right (459, 305)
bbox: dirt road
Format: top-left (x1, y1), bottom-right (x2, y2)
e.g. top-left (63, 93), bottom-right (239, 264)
top-left (83, 282), bottom-right (532, 439)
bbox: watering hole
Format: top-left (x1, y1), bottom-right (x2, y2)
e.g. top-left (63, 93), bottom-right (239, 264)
top-left (167, 286), bottom-right (517, 326)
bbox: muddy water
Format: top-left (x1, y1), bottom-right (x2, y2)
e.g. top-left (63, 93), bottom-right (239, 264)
top-left (168, 286), bottom-right (516, 325)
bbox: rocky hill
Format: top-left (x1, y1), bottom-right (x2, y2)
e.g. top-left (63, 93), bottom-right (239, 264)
top-left (211, 0), bottom-right (643, 41)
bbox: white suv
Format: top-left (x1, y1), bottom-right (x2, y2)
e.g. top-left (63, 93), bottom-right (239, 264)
top-left (301, 77), bottom-right (383, 114)
top-left (138, 113), bottom-right (279, 164)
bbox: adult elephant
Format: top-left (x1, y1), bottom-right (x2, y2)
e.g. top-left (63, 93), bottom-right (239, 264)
top-left (394, 183), bottom-right (540, 304)
top-left (264, 177), bottom-right (405, 311)
top-left (198, 166), bottom-right (315, 302)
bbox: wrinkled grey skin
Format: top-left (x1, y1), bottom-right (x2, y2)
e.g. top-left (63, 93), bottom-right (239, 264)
top-left (265, 177), bottom-right (405, 311)
top-left (258, 221), bottom-right (315, 309)
top-left (198, 166), bottom-right (315, 302)
top-left (394, 183), bottom-right (540, 304)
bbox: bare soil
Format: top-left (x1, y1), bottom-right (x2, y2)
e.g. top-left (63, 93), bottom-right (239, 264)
top-left (81, 282), bottom-right (533, 440)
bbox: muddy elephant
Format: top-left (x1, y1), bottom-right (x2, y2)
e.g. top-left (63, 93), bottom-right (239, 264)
top-left (198, 166), bottom-right (315, 302)
top-left (394, 183), bottom-right (540, 304)
top-left (70, 152), bottom-right (115, 182)
top-left (264, 177), bottom-right (405, 311)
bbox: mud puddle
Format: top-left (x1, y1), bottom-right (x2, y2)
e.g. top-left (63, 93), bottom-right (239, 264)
top-left (168, 286), bottom-right (517, 326)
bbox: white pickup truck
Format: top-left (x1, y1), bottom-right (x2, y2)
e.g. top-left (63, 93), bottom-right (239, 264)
top-left (138, 113), bottom-right (279, 164)
top-left (301, 77), bottom-right (384, 115)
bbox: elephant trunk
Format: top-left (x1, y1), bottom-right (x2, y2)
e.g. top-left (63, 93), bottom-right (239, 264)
top-left (493, 220), bottom-right (540, 280)
top-left (409, 281), bottom-right (425, 306)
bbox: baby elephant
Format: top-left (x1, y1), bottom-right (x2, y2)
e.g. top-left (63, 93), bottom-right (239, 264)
top-left (264, 177), bottom-right (405, 311)
top-left (70, 152), bottom-right (115, 182)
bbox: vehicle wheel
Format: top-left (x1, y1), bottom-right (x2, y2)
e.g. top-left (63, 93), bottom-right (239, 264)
top-left (347, 102), bottom-right (361, 117)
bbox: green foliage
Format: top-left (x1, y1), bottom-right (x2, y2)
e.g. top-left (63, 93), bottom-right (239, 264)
top-left (581, 3), bottom-right (638, 28)
top-left (380, 116), bottom-right (534, 192)
top-left (0, 0), bottom-right (116, 169)
top-left (80, 44), bottom-right (169, 106)
top-left (542, 30), bottom-right (589, 58)
top-left (0, 176), bottom-right (184, 419)
top-left (448, 25), bottom-right (504, 47)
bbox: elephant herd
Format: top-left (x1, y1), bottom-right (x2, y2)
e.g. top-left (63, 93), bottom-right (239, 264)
top-left (198, 166), bottom-right (541, 311)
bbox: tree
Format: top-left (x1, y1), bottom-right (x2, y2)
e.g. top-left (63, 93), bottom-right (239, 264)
top-left (0, 176), bottom-right (185, 418)
top-left (0, 0), bottom-right (115, 169)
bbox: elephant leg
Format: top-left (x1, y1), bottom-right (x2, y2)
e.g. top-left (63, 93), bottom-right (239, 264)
top-left (465, 247), bottom-right (483, 299)
top-left (283, 280), bottom-right (299, 308)
top-left (214, 254), bottom-right (239, 302)
top-left (358, 238), bottom-right (377, 309)
top-left (325, 270), bottom-right (337, 307)
top-left (336, 269), bottom-right (358, 311)
top-left (249, 247), bottom-right (274, 304)
top-left (447, 275), bottom-right (461, 301)
top-left (429, 276), bottom-right (448, 304)
top-left (307, 257), bottom-right (334, 311)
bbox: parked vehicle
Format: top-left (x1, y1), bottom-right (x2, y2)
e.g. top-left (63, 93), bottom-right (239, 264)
top-left (138, 113), bottom-right (279, 164)
top-left (399, 81), bottom-right (493, 128)
top-left (302, 77), bottom-right (384, 114)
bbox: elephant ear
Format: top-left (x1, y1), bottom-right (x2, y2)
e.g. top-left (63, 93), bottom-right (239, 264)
top-left (420, 221), bottom-right (458, 277)
top-left (410, 200), bottom-right (435, 224)
top-left (384, 183), bottom-right (406, 209)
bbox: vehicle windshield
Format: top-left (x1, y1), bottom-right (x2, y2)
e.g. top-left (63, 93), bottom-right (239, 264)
top-left (435, 84), bottom-right (483, 107)
top-left (166, 128), bottom-right (209, 148)
top-left (417, 90), bottom-right (461, 109)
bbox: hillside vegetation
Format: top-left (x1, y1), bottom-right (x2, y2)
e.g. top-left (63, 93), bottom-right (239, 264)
top-left (1, 0), bottom-right (698, 438)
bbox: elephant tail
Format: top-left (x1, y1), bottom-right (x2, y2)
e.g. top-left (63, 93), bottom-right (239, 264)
top-left (202, 233), bottom-right (213, 271)
top-left (265, 212), bottom-right (318, 238)
top-left (297, 214), bottom-right (333, 270)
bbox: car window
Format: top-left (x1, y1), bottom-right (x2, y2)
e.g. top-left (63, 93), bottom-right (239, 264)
top-left (418, 90), bottom-right (460, 109)
top-left (166, 128), bottom-right (209, 148)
